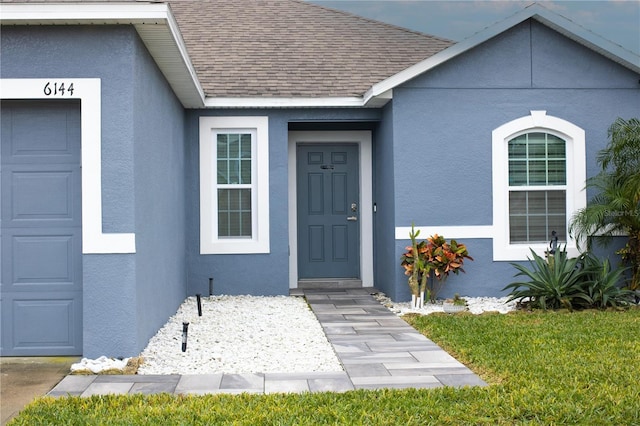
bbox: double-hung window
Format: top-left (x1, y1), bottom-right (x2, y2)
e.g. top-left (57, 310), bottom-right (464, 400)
top-left (492, 111), bottom-right (586, 260)
top-left (200, 116), bottom-right (269, 254)
top-left (508, 132), bottom-right (567, 243)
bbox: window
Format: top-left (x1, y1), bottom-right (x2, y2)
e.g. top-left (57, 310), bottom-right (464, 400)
top-left (508, 133), bottom-right (566, 243)
top-left (200, 117), bottom-right (269, 254)
top-left (217, 132), bottom-right (252, 238)
top-left (492, 111), bottom-right (585, 260)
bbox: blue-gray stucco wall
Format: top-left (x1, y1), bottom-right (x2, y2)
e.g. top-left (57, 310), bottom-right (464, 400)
top-left (1, 25), bottom-right (187, 357)
top-left (391, 20), bottom-right (639, 301)
top-left (184, 109), bottom-right (380, 297)
top-left (132, 31), bottom-right (187, 357)
top-left (372, 103), bottom-right (400, 300)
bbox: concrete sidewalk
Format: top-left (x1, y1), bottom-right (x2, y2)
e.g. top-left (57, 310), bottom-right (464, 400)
top-left (46, 288), bottom-right (485, 397)
top-left (1, 356), bottom-right (78, 425)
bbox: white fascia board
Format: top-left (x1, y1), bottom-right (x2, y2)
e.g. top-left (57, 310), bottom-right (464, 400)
top-left (0, 3), bottom-right (170, 23)
top-left (365, 3), bottom-right (639, 101)
top-left (204, 96), bottom-right (367, 108)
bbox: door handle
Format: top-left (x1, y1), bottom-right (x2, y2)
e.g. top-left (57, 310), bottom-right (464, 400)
top-left (347, 216), bottom-right (358, 221)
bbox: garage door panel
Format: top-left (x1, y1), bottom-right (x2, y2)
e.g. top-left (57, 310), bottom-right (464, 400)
top-left (2, 293), bottom-right (82, 355)
top-left (8, 168), bottom-right (80, 224)
top-left (10, 233), bottom-right (80, 288)
top-left (2, 101), bottom-right (80, 163)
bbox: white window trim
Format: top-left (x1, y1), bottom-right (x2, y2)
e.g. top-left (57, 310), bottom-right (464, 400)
top-left (492, 111), bottom-right (586, 261)
top-left (199, 116), bottom-right (269, 254)
top-left (288, 131), bottom-right (374, 289)
top-left (0, 78), bottom-right (136, 254)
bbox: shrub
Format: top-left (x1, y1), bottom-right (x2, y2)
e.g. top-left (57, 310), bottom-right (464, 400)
top-left (504, 248), bottom-right (634, 310)
top-left (577, 252), bottom-right (634, 308)
top-left (503, 248), bottom-right (590, 310)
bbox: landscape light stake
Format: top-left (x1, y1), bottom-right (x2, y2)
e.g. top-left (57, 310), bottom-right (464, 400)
top-left (182, 322), bottom-right (189, 352)
top-left (196, 294), bottom-right (202, 316)
top-left (209, 278), bottom-right (213, 296)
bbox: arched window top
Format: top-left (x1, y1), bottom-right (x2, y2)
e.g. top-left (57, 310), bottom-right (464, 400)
top-left (508, 132), bottom-right (566, 187)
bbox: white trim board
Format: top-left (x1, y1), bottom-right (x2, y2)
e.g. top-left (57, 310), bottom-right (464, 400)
top-left (395, 226), bottom-right (495, 241)
top-left (0, 78), bottom-right (136, 254)
top-left (288, 131), bottom-right (374, 289)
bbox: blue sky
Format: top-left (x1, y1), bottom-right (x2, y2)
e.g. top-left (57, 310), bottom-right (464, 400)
top-left (308, 1), bottom-right (640, 56)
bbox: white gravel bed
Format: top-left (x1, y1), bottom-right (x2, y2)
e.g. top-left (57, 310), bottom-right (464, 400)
top-left (136, 295), bottom-right (343, 375)
top-left (72, 293), bottom-right (517, 375)
top-left (374, 292), bottom-right (517, 315)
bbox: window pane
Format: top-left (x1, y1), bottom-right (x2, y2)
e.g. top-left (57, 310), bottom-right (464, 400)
top-left (528, 215), bottom-right (548, 242)
top-left (547, 136), bottom-right (565, 157)
top-left (218, 211), bottom-right (229, 237)
top-left (527, 191), bottom-right (547, 214)
top-left (548, 213), bottom-right (567, 241)
top-left (509, 161), bottom-right (527, 185)
top-left (547, 160), bottom-right (566, 185)
top-left (528, 133), bottom-right (547, 158)
top-left (508, 136), bottom-right (527, 158)
top-left (509, 191), bottom-right (527, 214)
top-left (218, 189), bottom-right (252, 238)
top-left (548, 190), bottom-right (566, 214)
top-left (509, 190), bottom-right (566, 244)
top-left (241, 134), bottom-right (251, 158)
top-left (509, 216), bottom-right (527, 243)
top-left (217, 134), bottom-right (228, 158)
top-left (228, 159), bottom-right (240, 184)
top-left (240, 159), bottom-right (251, 184)
top-left (228, 134), bottom-right (240, 158)
top-left (528, 160), bottom-right (547, 185)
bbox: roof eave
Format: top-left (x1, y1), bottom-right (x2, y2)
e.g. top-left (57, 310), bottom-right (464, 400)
top-left (203, 96), bottom-right (375, 109)
top-left (0, 3), bottom-right (206, 108)
top-left (366, 3), bottom-right (640, 99)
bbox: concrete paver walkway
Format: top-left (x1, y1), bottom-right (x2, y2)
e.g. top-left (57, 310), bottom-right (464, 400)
top-left (48, 288), bottom-right (486, 397)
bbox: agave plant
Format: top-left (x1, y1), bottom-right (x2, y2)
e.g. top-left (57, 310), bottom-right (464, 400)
top-left (503, 248), bottom-right (592, 310)
top-left (577, 252), bottom-right (633, 309)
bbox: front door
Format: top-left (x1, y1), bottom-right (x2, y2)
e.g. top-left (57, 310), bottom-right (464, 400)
top-left (1, 100), bottom-right (83, 356)
top-left (296, 144), bottom-right (360, 279)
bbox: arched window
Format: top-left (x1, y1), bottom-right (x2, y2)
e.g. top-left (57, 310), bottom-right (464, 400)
top-left (492, 111), bottom-right (586, 260)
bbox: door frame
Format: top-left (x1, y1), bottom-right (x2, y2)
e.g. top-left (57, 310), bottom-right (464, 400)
top-left (288, 131), bottom-right (373, 289)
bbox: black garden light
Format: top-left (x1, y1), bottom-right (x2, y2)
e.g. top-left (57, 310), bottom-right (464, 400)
top-left (181, 322), bottom-right (189, 352)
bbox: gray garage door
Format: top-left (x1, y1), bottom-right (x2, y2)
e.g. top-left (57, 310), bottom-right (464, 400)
top-left (1, 100), bottom-right (83, 356)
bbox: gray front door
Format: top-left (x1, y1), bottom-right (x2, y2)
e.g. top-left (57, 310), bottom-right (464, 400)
top-left (1, 100), bottom-right (83, 356)
top-left (297, 144), bottom-right (360, 279)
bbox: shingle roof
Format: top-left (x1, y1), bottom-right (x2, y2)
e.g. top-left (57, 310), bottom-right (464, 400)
top-left (0, 0), bottom-right (453, 99)
top-left (168, 0), bottom-right (453, 98)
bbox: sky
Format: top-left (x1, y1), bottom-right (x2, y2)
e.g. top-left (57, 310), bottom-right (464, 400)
top-left (308, 0), bottom-right (640, 56)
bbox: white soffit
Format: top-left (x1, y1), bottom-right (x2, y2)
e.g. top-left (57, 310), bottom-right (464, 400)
top-left (0, 3), bottom-right (205, 108)
top-left (203, 96), bottom-right (374, 108)
top-left (365, 3), bottom-right (640, 102)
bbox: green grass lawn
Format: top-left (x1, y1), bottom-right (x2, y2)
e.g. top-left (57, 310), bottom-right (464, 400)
top-left (10, 308), bottom-right (640, 425)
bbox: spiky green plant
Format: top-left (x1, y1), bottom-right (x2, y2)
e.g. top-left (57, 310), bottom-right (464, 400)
top-left (503, 248), bottom-right (592, 310)
top-left (577, 252), bottom-right (634, 308)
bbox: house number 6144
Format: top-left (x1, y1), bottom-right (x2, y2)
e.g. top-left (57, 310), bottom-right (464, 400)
top-left (43, 81), bottom-right (75, 97)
